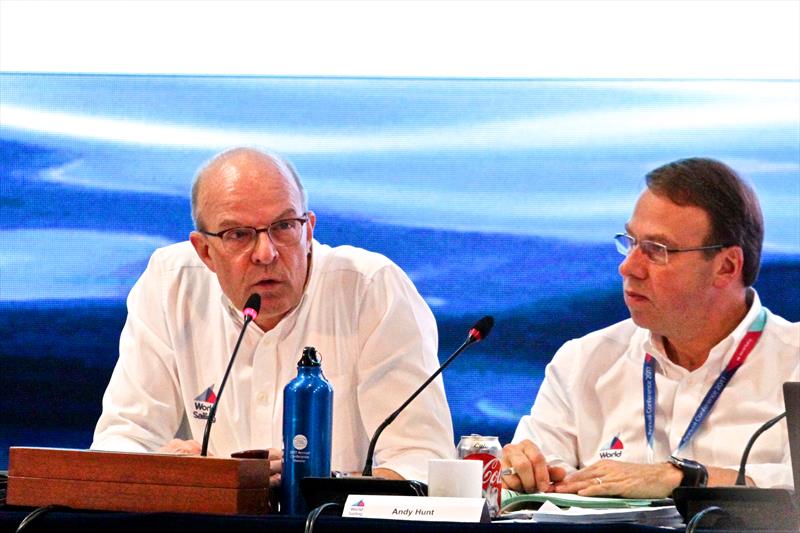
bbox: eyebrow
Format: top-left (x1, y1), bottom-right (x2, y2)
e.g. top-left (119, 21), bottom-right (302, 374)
top-left (624, 224), bottom-right (678, 247)
top-left (217, 209), bottom-right (302, 229)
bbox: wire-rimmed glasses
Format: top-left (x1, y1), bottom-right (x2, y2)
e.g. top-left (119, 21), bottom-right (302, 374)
top-left (614, 233), bottom-right (727, 265)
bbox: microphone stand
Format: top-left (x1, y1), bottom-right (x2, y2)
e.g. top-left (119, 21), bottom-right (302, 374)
top-left (673, 410), bottom-right (797, 530)
top-left (200, 294), bottom-right (260, 457)
top-left (300, 316), bottom-right (494, 511)
top-left (362, 334), bottom-right (477, 476)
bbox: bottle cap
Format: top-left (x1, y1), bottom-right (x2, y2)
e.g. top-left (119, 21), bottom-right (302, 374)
top-left (298, 346), bottom-right (322, 367)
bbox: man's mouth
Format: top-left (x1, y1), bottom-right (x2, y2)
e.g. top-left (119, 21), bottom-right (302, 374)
top-left (624, 289), bottom-right (649, 302)
top-left (254, 279), bottom-right (282, 288)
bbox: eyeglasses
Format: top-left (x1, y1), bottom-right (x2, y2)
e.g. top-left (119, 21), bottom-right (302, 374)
top-left (200, 214), bottom-right (309, 254)
top-left (614, 233), bottom-right (727, 266)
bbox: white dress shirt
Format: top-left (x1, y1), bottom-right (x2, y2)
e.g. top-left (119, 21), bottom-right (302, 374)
top-left (513, 290), bottom-right (799, 488)
top-left (92, 240), bottom-right (456, 482)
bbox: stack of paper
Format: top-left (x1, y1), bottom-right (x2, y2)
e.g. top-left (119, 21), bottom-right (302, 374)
top-left (499, 490), bottom-right (682, 527)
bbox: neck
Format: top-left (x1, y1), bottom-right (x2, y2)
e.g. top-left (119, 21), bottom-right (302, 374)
top-left (256, 313), bottom-right (285, 333)
top-left (663, 290), bottom-right (750, 371)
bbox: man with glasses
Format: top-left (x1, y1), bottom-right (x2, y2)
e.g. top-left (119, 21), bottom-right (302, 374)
top-left (92, 148), bottom-right (455, 485)
top-left (501, 157), bottom-right (798, 498)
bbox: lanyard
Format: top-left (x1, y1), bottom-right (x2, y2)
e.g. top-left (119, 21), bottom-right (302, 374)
top-left (642, 308), bottom-right (767, 462)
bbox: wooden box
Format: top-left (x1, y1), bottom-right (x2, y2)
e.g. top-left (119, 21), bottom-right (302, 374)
top-left (6, 447), bottom-right (271, 515)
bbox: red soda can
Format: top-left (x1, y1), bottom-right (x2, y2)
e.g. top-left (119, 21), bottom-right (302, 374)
top-left (457, 434), bottom-right (502, 516)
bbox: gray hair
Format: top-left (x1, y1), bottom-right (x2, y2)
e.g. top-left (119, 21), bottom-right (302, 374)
top-left (191, 147), bottom-right (308, 230)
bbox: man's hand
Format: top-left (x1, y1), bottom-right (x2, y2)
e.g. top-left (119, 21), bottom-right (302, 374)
top-left (159, 439), bottom-right (202, 455)
top-left (229, 447), bottom-right (284, 488)
top-left (500, 440), bottom-right (566, 493)
top-left (553, 460), bottom-right (681, 498)
top-left (372, 467), bottom-right (404, 480)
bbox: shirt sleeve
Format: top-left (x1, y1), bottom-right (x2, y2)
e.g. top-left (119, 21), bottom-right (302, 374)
top-left (512, 340), bottom-right (580, 472)
top-left (355, 264), bottom-right (456, 481)
top-left (91, 250), bottom-right (184, 452)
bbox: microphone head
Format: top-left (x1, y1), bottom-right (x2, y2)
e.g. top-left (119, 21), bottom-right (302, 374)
top-left (243, 293), bottom-right (261, 321)
top-left (468, 315), bottom-right (494, 342)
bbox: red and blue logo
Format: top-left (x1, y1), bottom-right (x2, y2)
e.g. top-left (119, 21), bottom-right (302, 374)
top-left (192, 385), bottom-right (216, 420)
top-left (347, 499), bottom-right (366, 517)
top-left (195, 386), bottom-right (217, 403)
top-left (599, 434), bottom-right (624, 459)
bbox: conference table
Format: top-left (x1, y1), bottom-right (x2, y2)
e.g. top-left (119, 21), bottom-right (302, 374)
top-left (0, 505), bottom-right (678, 533)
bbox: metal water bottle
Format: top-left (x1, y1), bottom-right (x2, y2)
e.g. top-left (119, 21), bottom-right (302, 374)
top-left (280, 346), bottom-right (333, 514)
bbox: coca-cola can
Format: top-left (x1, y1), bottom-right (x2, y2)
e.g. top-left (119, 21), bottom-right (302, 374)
top-left (457, 434), bottom-right (502, 516)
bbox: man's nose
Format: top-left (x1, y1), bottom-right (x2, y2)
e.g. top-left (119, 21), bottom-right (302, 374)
top-left (251, 231), bottom-right (277, 264)
top-left (618, 246), bottom-right (647, 279)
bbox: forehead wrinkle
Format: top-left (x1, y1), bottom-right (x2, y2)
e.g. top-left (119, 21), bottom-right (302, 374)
top-left (200, 165), bottom-right (302, 230)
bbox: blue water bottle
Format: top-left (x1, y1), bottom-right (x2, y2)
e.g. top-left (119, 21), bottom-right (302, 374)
top-left (281, 346), bottom-right (333, 515)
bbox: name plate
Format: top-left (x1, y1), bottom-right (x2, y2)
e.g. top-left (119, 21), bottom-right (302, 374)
top-left (342, 494), bottom-right (489, 522)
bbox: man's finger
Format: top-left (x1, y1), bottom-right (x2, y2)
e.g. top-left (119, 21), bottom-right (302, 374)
top-left (159, 438), bottom-right (202, 455)
top-left (502, 440), bottom-right (546, 493)
top-left (521, 441), bottom-right (551, 493)
top-left (548, 465), bottom-right (567, 483)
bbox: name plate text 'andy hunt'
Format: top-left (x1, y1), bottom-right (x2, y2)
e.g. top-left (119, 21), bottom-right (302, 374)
top-left (342, 494), bottom-right (489, 522)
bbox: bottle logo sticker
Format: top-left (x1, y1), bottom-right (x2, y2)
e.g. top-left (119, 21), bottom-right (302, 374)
top-left (293, 434), bottom-right (308, 450)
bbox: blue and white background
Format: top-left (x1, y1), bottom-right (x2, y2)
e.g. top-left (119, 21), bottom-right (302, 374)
top-left (1, 73), bottom-right (798, 469)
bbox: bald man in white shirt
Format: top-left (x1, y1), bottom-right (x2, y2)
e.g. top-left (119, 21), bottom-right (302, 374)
top-left (92, 148), bottom-right (455, 485)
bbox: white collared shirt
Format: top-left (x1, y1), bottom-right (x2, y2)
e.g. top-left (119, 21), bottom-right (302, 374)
top-left (92, 240), bottom-right (455, 481)
top-left (513, 290), bottom-right (800, 488)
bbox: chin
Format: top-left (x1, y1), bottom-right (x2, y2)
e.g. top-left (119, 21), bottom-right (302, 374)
top-left (628, 310), bottom-right (654, 330)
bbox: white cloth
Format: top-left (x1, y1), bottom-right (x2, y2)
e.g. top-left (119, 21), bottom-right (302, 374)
top-left (92, 240), bottom-right (456, 482)
top-left (513, 290), bottom-right (800, 488)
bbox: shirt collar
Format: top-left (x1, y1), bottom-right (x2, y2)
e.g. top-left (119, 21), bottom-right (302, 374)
top-left (640, 288), bottom-right (762, 374)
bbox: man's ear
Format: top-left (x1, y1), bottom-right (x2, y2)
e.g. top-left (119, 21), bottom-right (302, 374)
top-left (304, 211), bottom-right (317, 253)
top-left (189, 231), bottom-right (218, 273)
top-left (713, 245), bottom-right (744, 289)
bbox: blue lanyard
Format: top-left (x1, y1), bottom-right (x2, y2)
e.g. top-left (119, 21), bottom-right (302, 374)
top-left (642, 308), bottom-right (767, 461)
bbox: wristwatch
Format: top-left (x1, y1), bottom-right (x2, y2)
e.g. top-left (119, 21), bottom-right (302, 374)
top-left (668, 455), bottom-right (708, 488)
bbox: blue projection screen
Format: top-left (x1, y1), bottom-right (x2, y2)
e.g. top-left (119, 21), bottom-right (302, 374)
top-left (1, 74), bottom-right (798, 469)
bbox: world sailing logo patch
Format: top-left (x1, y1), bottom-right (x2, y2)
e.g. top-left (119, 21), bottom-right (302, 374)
top-left (193, 385), bottom-right (216, 420)
top-left (599, 434), bottom-right (624, 459)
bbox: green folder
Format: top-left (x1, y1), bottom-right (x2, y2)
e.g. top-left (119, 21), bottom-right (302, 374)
top-left (501, 489), bottom-right (673, 512)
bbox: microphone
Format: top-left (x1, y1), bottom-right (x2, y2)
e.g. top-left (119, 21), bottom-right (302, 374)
top-left (299, 316), bottom-right (494, 510)
top-left (673, 409), bottom-right (797, 530)
top-left (362, 315), bottom-right (494, 476)
top-left (735, 411), bottom-right (786, 485)
top-left (200, 293), bottom-right (261, 457)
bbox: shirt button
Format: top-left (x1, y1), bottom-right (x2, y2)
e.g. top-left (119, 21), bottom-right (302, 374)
top-left (256, 392), bottom-right (267, 403)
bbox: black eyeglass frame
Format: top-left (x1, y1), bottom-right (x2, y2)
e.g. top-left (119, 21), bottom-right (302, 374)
top-left (200, 213), bottom-right (310, 248)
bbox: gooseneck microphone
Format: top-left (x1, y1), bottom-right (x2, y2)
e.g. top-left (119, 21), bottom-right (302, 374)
top-left (735, 411), bottom-right (786, 486)
top-left (361, 315), bottom-right (494, 476)
top-left (673, 408), bottom-right (796, 530)
top-left (299, 316), bottom-right (495, 513)
top-left (200, 293), bottom-right (261, 457)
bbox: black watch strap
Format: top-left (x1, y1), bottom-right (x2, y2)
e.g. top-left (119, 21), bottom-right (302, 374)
top-left (668, 455), bottom-right (708, 487)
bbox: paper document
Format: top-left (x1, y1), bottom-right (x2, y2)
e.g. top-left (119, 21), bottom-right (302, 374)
top-left (499, 490), bottom-right (681, 526)
top-left (501, 489), bottom-right (672, 511)
top-left (498, 501), bottom-right (683, 525)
